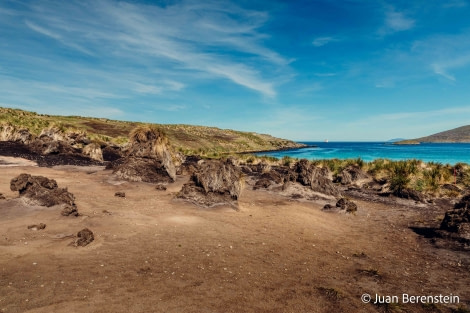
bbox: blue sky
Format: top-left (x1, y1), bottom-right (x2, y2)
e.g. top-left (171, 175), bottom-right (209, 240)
top-left (1, 0), bottom-right (470, 141)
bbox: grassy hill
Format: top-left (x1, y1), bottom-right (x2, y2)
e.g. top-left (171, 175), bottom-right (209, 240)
top-left (396, 125), bottom-right (470, 144)
top-left (0, 107), bottom-right (304, 156)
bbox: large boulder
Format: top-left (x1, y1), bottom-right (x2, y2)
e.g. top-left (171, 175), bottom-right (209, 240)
top-left (112, 157), bottom-right (174, 183)
top-left (177, 159), bottom-right (244, 207)
top-left (112, 125), bottom-right (177, 182)
top-left (440, 194), bottom-right (470, 238)
top-left (294, 159), bottom-right (340, 197)
top-left (10, 173), bottom-right (76, 207)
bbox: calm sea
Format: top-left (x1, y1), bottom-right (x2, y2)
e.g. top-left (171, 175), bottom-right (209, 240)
top-left (257, 142), bottom-right (470, 165)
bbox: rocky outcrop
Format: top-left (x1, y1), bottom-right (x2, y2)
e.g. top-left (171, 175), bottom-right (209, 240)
top-left (334, 166), bottom-right (370, 185)
top-left (110, 125), bottom-right (177, 183)
top-left (83, 143), bottom-right (103, 161)
top-left (294, 159), bottom-right (340, 197)
top-left (392, 188), bottom-right (424, 202)
top-left (177, 159), bottom-right (244, 207)
top-left (102, 145), bottom-right (122, 162)
top-left (440, 194), bottom-right (470, 239)
top-left (0, 124), bottom-right (33, 144)
top-left (112, 157), bottom-right (174, 183)
top-left (10, 173), bottom-right (76, 208)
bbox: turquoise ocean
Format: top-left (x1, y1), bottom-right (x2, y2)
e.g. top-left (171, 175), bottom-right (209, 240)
top-left (257, 142), bottom-right (470, 165)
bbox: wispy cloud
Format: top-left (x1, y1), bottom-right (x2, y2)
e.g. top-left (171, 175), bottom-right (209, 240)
top-left (443, 0), bottom-right (467, 8)
top-left (412, 31), bottom-right (470, 81)
top-left (380, 8), bottom-right (415, 35)
top-left (312, 37), bottom-right (338, 47)
top-left (431, 55), bottom-right (470, 81)
top-left (17, 0), bottom-right (287, 98)
top-left (25, 20), bottom-right (94, 55)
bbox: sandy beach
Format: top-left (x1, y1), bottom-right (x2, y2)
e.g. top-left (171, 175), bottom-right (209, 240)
top-left (0, 156), bottom-right (469, 313)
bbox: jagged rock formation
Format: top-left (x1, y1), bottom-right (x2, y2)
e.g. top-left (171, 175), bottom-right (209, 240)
top-left (83, 143), bottom-right (104, 161)
top-left (10, 173), bottom-right (76, 209)
top-left (177, 159), bottom-right (243, 207)
top-left (0, 124), bottom-right (105, 166)
top-left (294, 159), bottom-right (341, 197)
top-left (110, 125), bottom-right (177, 183)
top-left (0, 124), bottom-right (33, 144)
top-left (334, 166), bottom-right (370, 186)
top-left (440, 194), bottom-right (470, 239)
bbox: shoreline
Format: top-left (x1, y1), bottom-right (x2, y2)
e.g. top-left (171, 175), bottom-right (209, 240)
top-left (236, 144), bottom-right (318, 155)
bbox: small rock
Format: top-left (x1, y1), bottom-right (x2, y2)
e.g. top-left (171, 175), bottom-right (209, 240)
top-left (323, 204), bottom-right (334, 210)
top-left (75, 228), bottom-right (94, 247)
top-left (27, 223), bottom-right (46, 230)
top-left (115, 191), bottom-right (126, 197)
top-left (61, 204), bottom-right (79, 217)
top-left (0, 193), bottom-right (5, 200)
top-left (336, 198), bottom-right (358, 213)
top-left (155, 184), bottom-right (167, 191)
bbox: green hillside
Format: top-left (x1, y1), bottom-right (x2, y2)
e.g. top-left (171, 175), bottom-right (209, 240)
top-left (397, 125), bottom-right (470, 144)
top-left (0, 107), bottom-right (304, 156)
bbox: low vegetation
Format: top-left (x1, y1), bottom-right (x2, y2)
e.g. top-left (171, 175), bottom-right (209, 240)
top-left (0, 107), bottom-right (304, 155)
top-left (244, 154), bottom-right (470, 197)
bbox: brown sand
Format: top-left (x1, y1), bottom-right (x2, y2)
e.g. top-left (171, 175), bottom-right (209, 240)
top-left (0, 159), bottom-right (469, 313)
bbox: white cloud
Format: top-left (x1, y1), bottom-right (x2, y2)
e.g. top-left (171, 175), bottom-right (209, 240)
top-left (312, 37), bottom-right (338, 47)
top-left (19, 0), bottom-right (287, 98)
top-left (379, 8), bottom-right (415, 35)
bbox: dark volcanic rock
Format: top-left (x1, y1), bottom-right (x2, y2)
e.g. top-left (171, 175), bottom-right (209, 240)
top-left (111, 126), bottom-right (177, 183)
top-left (112, 157), bottom-right (174, 183)
top-left (75, 228), bottom-right (94, 247)
top-left (115, 191), bottom-right (126, 198)
top-left (334, 166), bottom-right (370, 185)
top-left (392, 188), bottom-right (424, 202)
top-left (61, 205), bottom-right (79, 217)
top-left (323, 204), bottom-right (334, 210)
top-left (177, 159), bottom-right (243, 207)
top-left (254, 178), bottom-right (272, 190)
top-left (0, 141), bottom-right (102, 167)
top-left (10, 173), bottom-right (76, 207)
top-left (102, 146), bottom-right (122, 162)
top-left (336, 198), bottom-right (358, 213)
top-left (294, 159), bottom-right (340, 197)
top-left (440, 194), bottom-right (470, 235)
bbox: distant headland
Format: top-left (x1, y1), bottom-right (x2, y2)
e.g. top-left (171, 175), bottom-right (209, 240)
top-left (395, 125), bottom-right (470, 145)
